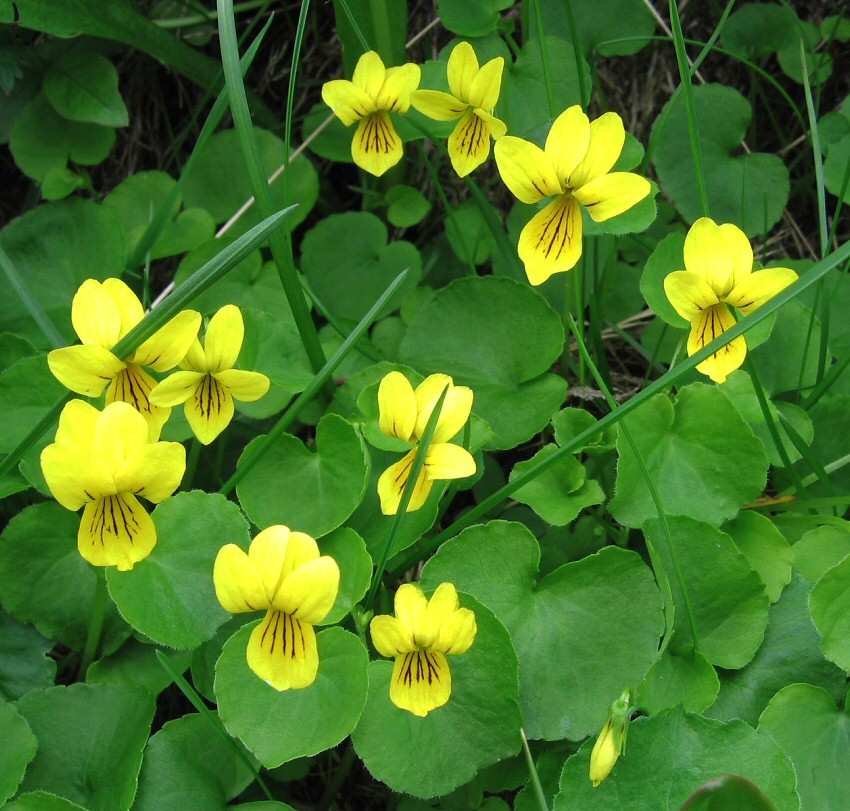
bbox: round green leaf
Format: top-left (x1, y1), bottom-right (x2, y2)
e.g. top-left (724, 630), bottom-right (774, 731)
top-left (777, 21), bottom-right (832, 85)
top-left (133, 713), bottom-right (255, 811)
top-left (637, 643), bottom-right (719, 714)
top-left (317, 527), bottom-right (372, 625)
top-left (509, 445), bottom-right (604, 526)
top-left (301, 212), bottom-right (422, 325)
top-left (610, 384), bottom-right (769, 528)
top-left (722, 4), bottom-right (797, 57)
top-left (3, 792), bottom-right (88, 810)
top-left (681, 775), bottom-right (782, 811)
top-left (809, 553), bottom-right (850, 669)
top-left (16, 683), bottom-right (155, 811)
top-left (436, 0), bottom-right (513, 37)
top-left (182, 128), bottom-right (318, 236)
top-left (0, 700), bottom-right (38, 804)
top-left (825, 133), bottom-right (850, 202)
top-left (651, 84), bottom-right (789, 236)
top-left (301, 102), bottom-right (353, 163)
top-left (216, 625), bottom-right (368, 767)
top-left (236, 414), bottom-right (369, 537)
top-left (640, 231), bottom-right (689, 327)
top-left (386, 185), bottom-right (432, 228)
top-left (792, 524), bottom-right (850, 584)
top-left (43, 52), bottom-right (127, 127)
top-left (351, 596), bottom-right (522, 798)
top-left (759, 684), bottom-right (850, 810)
top-left (707, 574), bottom-right (845, 726)
top-left (724, 512), bottom-right (792, 603)
top-left (87, 639), bottom-right (194, 699)
top-left (0, 502), bottom-right (130, 652)
top-left (644, 516), bottom-right (769, 669)
top-left (0, 199), bottom-right (126, 347)
top-left (10, 94), bottom-right (115, 183)
top-left (445, 200), bottom-right (494, 266)
top-left (107, 491), bottom-right (250, 649)
top-left (555, 706), bottom-right (798, 810)
top-left (0, 612), bottom-right (56, 701)
top-left (0, 355), bottom-right (66, 455)
top-left (400, 277), bottom-right (566, 450)
top-left (421, 521), bottom-right (663, 740)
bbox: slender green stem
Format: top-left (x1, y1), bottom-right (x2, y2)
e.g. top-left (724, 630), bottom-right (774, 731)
top-left (563, 0), bottom-right (589, 108)
top-left (0, 244), bottom-right (66, 348)
top-left (217, 0), bottom-right (327, 377)
top-left (155, 650), bottom-right (274, 801)
top-left (800, 41), bottom-right (828, 258)
top-left (364, 386), bottom-right (450, 610)
top-left (282, 0), bottom-right (310, 227)
top-left (668, 0), bottom-right (709, 216)
top-left (182, 439), bottom-right (202, 490)
top-left (79, 569), bottom-right (108, 678)
top-left (521, 728), bottom-right (549, 811)
top-left (219, 270), bottom-right (409, 495)
top-left (532, 0), bottom-right (556, 117)
top-left (368, 0), bottom-right (394, 61)
top-left (803, 339), bottom-right (850, 409)
top-left (566, 315), bottom-right (701, 653)
top-left (316, 743), bottom-right (357, 811)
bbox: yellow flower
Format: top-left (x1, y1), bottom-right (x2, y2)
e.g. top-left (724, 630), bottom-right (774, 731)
top-left (411, 41), bottom-right (507, 177)
top-left (213, 526), bottom-right (340, 690)
top-left (494, 105), bottom-right (651, 285)
top-left (149, 305), bottom-right (270, 445)
top-left (321, 51), bottom-right (421, 177)
top-left (376, 371), bottom-right (476, 515)
top-left (40, 400), bottom-right (186, 571)
top-left (588, 689), bottom-right (631, 787)
top-left (47, 278), bottom-right (201, 438)
top-left (370, 582), bottom-right (476, 717)
top-left (663, 217), bottom-right (799, 384)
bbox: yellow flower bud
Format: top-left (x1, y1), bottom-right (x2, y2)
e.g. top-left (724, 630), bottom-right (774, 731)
top-left (589, 719), bottom-right (621, 787)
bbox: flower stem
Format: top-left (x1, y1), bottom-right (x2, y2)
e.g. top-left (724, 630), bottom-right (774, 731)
top-left (521, 728), bottom-right (550, 811)
top-left (79, 569), bottom-right (108, 678)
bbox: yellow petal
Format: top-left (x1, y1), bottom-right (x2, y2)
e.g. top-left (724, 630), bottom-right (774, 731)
top-left (425, 582), bottom-right (459, 624)
top-left (413, 374), bottom-right (455, 440)
top-left (688, 303), bottom-right (746, 384)
top-left (468, 55), bottom-right (504, 111)
top-left (663, 271), bottom-right (720, 322)
top-left (131, 309), bottom-right (202, 372)
top-left (119, 441), bottom-right (186, 504)
top-left (545, 105), bottom-right (591, 185)
top-left (213, 543), bottom-right (268, 613)
top-left (724, 267), bottom-right (798, 315)
top-left (589, 720), bottom-right (620, 787)
top-left (53, 398), bottom-right (99, 447)
top-left (215, 369), bottom-right (270, 403)
top-left (352, 51), bottom-right (386, 99)
top-left (183, 337), bottom-right (206, 371)
top-left (247, 610), bottom-right (319, 690)
top-left (71, 279), bottom-right (122, 348)
top-left (47, 345), bottom-right (125, 397)
top-left (389, 650), bottom-right (452, 716)
top-left (105, 364), bottom-right (170, 440)
top-left (321, 78), bottom-right (376, 126)
top-left (248, 525), bottom-right (292, 603)
top-left (425, 443), bottom-right (476, 481)
top-left (572, 172), bottom-right (650, 222)
top-left (351, 112), bottom-right (403, 177)
top-left (149, 370), bottom-right (204, 407)
top-left (518, 196), bottom-right (583, 285)
top-left (102, 278), bottom-right (145, 337)
top-left (377, 449), bottom-right (434, 514)
top-left (370, 615), bottom-right (415, 657)
top-left (446, 41), bottom-right (478, 102)
top-left (410, 89), bottom-right (467, 121)
top-left (476, 108), bottom-right (507, 139)
top-left (568, 111), bottom-right (626, 189)
top-left (684, 218), bottom-right (753, 298)
top-left (204, 305), bottom-right (243, 373)
top-left (78, 492), bottom-right (156, 571)
top-left (41, 443), bottom-right (108, 510)
top-left (377, 63), bottom-right (421, 113)
top-left (275, 556), bottom-right (340, 624)
top-left (92, 401), bottom-right (148, 481)
top-left (436, 605), bottom-right (477, 655)
top-left (495, 136), bottom-right (563, 204)
top-left (448, 109), bottom-right (492, 178)
top-left (184, 374), bottom-right (234, 444)
top-left (394, 582), bottom-right (438, 648)
top-left (378, 370), bottom-right (418, 442)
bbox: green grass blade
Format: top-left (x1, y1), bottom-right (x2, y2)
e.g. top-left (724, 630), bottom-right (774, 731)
top-left (531, 0), bottom-right (557, 116)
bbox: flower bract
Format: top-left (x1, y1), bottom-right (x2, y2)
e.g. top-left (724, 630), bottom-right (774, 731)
top-left (40, 400), bottom-right (186, 570)
top-left (494, 105), bottom-right (651, 285)
top-left (376, 371), bottom-right (476, 515)
top-left (321, 51), bottom-right (421, 177)
top-left (149, 304), bottom-right (270, 445)
top-left (370, 582), bottom-right (476, 717)
top-left (663, 217), bottom-right (799, 383)
top-left (213, 525), bottom-right (340, 690)
top-left (411, 41), bottom-right (506, 177)
top-left (47, 278), bottom-right (201, 438)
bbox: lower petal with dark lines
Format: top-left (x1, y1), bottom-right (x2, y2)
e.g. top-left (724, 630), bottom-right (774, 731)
top-left (448, 109), bottom-right (490, 178)
top-left (351, 111), bottom-right (403, 177)
top-left (106, 364), bottom-right (170, 439)
top-left (78, 492), bottom-right (156, 571)
top-left (518, 195), bottom-right (583, 285)
top-left (247, 609), bottom-right (319, 690)
top-left (389, 649), bottom-right (451, 717)
top-left (185, 374), bottom-right (235, 445)
top-left (687, 303), bottom-right (746, 384)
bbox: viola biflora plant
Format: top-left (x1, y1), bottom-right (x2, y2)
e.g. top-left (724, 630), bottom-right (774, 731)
top-left (2, 3), bottom-right (850, 811)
